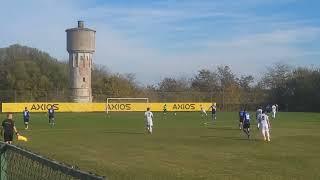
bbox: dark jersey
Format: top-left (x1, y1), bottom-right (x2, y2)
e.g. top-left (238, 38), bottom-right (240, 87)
top-left (243, 112), bottom-right (250, 124)
top-left (48, 109), bottom-right (55, 118)
top-left (211, 106), bottom-right (217, 114)
top-left (163, 105), bottom-right (167, 112)
top-left (239, 111), bottom-right (244, 119)
top-left (23, 110), bottom-right (30, 119)
top-left (266, 105), bottom-right (271, 113)
top-left (2, 119), bottom-right (15, 134)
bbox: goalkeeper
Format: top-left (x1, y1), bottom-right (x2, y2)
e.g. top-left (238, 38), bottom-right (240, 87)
top-left (1, 113), bottom-right (19, 144)
top-left (162, 104), bottom-right (167, 120)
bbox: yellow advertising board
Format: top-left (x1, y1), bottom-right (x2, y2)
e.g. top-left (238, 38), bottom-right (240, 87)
top-left (2, 102), bottom-right (214, 112)
top-left (148, 103), bottom-right (213, 112)
top-left (2, 103), bottom-right (105, 112)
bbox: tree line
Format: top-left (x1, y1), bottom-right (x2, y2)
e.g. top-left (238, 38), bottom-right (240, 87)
top-left (0, 44), bottom-right (319, 112)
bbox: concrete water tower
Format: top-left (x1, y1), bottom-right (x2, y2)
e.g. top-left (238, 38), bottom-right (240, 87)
top-left (66, 21), bottom-right (96, 102)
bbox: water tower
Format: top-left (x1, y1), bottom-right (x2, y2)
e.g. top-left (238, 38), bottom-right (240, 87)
top-left (66, 21), bottom-right (96, 102)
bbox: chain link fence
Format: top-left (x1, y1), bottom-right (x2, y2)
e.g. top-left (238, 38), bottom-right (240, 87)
top-left (0, 142), bottom-right (104, 180)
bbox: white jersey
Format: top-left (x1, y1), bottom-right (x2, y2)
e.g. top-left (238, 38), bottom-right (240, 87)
top-left (145, 111), bottom-right (153, 120)
top-left (256, 109), bottom-right (262, 117)
top-left (257, 114), bottom-right (262, 124)
top-left (260, 114), bottom-right (269, 127)
top-left (145, 111), bottom-right (153, 126)
top-left (272, 105), bottom-right (276, 112)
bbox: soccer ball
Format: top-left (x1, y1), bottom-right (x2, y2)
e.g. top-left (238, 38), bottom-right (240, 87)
top-left (174, 112), bottom-right (177, 116)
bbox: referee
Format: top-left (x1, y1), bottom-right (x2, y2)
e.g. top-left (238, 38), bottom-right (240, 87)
top-left (1, 113), bottom-right (19, 144)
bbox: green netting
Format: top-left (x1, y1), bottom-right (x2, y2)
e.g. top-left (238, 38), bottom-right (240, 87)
top-left (0, 143), bottom-right (104, 180)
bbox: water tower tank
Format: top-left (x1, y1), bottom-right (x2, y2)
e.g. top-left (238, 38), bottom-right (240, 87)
top-left (66, 21), bottom-right (96, 102)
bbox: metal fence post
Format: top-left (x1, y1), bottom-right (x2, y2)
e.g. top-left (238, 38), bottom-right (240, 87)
top-left (222, 88), bottom-right (225, 111)
top-left (0, 144), bottom-right (7, 180)
top-left (14, 90), bottom-right (16, 103)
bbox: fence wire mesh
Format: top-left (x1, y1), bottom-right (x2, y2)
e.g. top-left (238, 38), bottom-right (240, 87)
top-left (0, 143), bottom-right (104, 180)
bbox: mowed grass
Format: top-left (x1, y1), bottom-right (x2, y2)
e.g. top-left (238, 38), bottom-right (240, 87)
top-left (2, 112), bottom-right (320, 180)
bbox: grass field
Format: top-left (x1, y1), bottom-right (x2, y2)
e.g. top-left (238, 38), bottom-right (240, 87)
top-left (3, 112), bottom-right (320, 180)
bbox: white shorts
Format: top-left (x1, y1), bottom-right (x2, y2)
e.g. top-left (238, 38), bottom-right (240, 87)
top-left (146, 119), bottom-right (153, 127)
top-left (261, 125), bottom-right (269, 132)
top-left (201, 110), bottom-right (207, 115)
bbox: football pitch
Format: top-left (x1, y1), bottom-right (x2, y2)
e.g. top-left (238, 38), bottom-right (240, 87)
top-left (4, 112), bottom-right (320, 180)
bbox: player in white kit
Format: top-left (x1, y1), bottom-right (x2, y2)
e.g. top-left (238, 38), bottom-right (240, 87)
top-left (145, 108), bottom-right (154, 134)
top-left (200, 105), bottom-right (207, 117)
top-left (260, 111), bottom-right (271, 142)
top-left (200, 105), bottom-right (208, 125)
top-left (256, 106), bottom-right (263, 129)
top-left (272, 104), bottom-right (277, 119)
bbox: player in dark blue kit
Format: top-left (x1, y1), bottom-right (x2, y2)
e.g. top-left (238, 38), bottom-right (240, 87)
top-left (48, 105), bottom-right (55, 127)
top-left (208, 103), bottom-right (217, 122)
top-left (23, 107), bottom-right (30, 129)
top-left (242, 110), bottom-right (251, 139)
top-left (239, 108), bottom-right (245, 130)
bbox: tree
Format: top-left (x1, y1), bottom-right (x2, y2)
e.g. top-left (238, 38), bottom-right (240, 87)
top-left (260, 63), bottom-right (292, 106)
top-left (217, 65), bottom-right (237, 89)
top-left (191, 69), bottom-right (218, 92)
top-left (216, 66), bottom-right (241, 106)
top-left (285, 67), bottom-right (320, 111)
top-left (238, 75), bottom-right (254, 90)
top-left (158, 78), bottom-right (180, 92)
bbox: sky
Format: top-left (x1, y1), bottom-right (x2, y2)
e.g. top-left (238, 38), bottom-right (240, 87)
top-left (0, 0), bottom-right (319, 85)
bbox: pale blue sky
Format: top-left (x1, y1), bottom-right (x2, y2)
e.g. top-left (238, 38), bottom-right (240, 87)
top-left (0, 0), bottom-right (319, 84)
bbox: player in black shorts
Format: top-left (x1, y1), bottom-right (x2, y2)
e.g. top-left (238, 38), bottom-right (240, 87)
top-left (239, 108), bottom-right (245, 130)
top-left (48, 106), bottom-right (55, 127)
top-left (162, 104), bottom-right (167, 120)
top-left (23, 107), bottom-right (30, 129)
top-left (1, 113), bottom-right (19, 144)
top-left (208, 103), bottom-right (217, 122)
top-left (242, 110), bottom-right (251, 139)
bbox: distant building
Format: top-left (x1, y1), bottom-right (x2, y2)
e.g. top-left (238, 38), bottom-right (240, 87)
top-left (66, 21), bottom-right (96, 102)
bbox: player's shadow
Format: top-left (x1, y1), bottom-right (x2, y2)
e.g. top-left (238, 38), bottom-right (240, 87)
top-left (200, 135), bottom-right (258, 141)
top-left (102, 131), bottom-right (145, 135)
top-left (206, 127), bottom-right (238, 131)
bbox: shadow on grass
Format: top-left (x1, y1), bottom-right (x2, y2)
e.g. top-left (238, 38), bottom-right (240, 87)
top-left (102, 131), bottom-right (145, 135)
top-left (200, 135), bottom-right (258, 141)
top-left (207, 127), bottom-right (239, 131)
